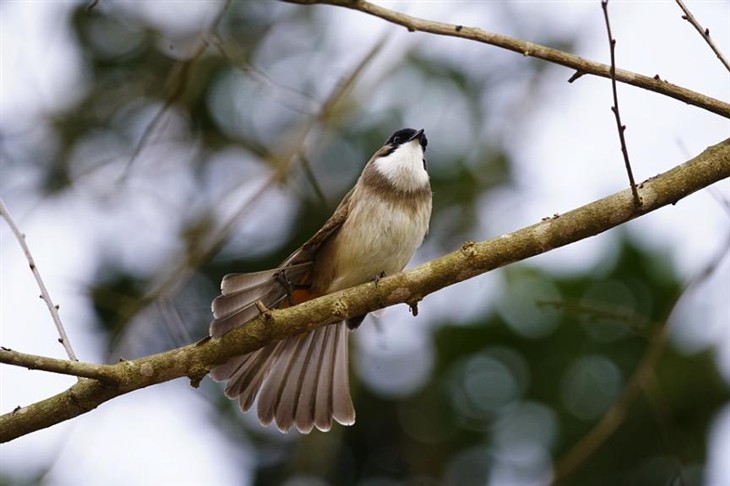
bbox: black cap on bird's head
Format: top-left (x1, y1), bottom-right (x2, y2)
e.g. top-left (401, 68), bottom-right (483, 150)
top-left (386, 128), bottom-right (427, 151)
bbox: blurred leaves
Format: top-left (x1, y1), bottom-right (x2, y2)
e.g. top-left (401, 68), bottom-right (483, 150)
top-left (1, 1), bottom-right (727, 485)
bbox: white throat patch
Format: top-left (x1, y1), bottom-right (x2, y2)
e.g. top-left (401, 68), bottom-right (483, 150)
top-left (372, 140), bottom-right (429, 192)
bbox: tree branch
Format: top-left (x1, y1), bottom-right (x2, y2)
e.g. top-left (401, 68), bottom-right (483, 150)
top-left (675, 0), bottom-right (730, 73)
top-left (602, 0), bottom-right (641, 208)
top-left (0, 198), bottom-right (78, 361)
top-left (0, 347), bottom-right (118, 383)
top-left (1, 138), bottom-right (728, 443)
top-left (284, 0), bottom-right (730, 119)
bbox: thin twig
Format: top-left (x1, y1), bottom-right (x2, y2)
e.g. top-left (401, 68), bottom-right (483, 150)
top-left (675, 0), bottom-right (730, 72)
top-left (205, 33), bottom-right (320, 115)
top-left (537, 298), bottom-right (650, 336)
top-left (158, 299), bottom-right (195, 348)
top-left (118, 0), bottom-right (231, 180)
top-left (285, 0), bottom-right (730, 119)
top-left (299, 153), bottom-right (328, 206)
top-left (602, 0), bottom-right (641, 208)
top-left (707, 187), bottom-right (730, 218)
top-left (118, 43), bottom-right (207, 181)
top-left (0, 347), bottom-right (118, 383)
top-left (0, 199), bottom-right (78, 361)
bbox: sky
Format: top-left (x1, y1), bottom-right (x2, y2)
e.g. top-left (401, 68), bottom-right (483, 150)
top-left (1, 1), bottom-right (729, 485)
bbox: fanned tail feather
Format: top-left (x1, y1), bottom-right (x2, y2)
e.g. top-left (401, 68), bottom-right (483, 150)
top-left (208, 262), bottom-right (354, 433)
top-left (258, 322), bottom-right (354, 432)
top-left (211, 322), bottom-right (354, 433)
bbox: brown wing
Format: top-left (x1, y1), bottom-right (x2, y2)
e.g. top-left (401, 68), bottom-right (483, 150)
top-left (209, 187), bottom-right (357, 432)
top-left (209, 187), bottom-right (354, 338)
top-left (279, 186), bottom-right (354, 267)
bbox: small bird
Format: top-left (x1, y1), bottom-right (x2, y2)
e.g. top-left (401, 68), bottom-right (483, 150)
top-left (209, 128), bottom-right (432, 433)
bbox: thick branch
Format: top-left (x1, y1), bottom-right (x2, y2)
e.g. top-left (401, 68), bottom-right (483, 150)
top-left (1, 139), bottom-right (728, 442)
top-left (285, 0), bottom-right (730, 119)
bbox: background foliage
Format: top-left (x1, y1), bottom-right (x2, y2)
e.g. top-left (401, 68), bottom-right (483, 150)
top-left (1, 1), bottom-right (728, 485)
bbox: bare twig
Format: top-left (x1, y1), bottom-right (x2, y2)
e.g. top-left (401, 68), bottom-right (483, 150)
top-left (601, 0), bottom-right (641, 208)
top-left (0, 199), bottom-right (78, 361)
top-left (552, 230), bottom-right (730, 483)
top-left (284, 0), bottom-right (730, 119)
top-left (537, 299), bottom-right (650, 336)
top-left (158, 300), bottom-right (195, 348)
top-left (205, 33), bottom-right (320, 115)
top-left (0, 347), bottom-right (117, 383)
top-left (299, 153), bottom-right (329, 206)
top-left (119, 0), bottom-right (231, 180)
top-left (708, 187), bottom-right (730, 218)
top-left (1, 138), bottom-right (728, 442)
top-left (118, 43), bottom-right (207, 180)
top-left (675, 0), bottom-right (730, 72)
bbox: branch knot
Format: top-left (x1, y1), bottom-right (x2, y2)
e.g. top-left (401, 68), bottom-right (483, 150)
top-left (331, 300), bottom-right (349, 319)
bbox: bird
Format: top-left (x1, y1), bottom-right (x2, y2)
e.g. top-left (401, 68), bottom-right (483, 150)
top-left (209, 128), bottom-right (432, 433)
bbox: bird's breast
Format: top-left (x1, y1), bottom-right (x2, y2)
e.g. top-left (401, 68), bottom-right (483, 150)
top-left (314, 190), bottom-right (432, 293)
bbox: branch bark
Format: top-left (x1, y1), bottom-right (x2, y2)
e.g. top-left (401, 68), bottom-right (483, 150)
top-left (675, 0), bottom-right (730, 72)
top-left (284, 0), bottom-right (730, 119)
top-left (1, 138), bottom-right (728, 443)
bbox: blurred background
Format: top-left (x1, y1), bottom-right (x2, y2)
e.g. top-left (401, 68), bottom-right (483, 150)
top-left (1, 1), bottom-right (728, 485)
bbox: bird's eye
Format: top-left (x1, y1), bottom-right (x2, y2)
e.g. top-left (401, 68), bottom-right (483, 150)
top-left (392, 136), bottom-right (400, 144)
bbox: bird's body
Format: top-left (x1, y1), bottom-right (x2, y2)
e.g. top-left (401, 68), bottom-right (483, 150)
top-left (209, 128), bottom-right (432, 433)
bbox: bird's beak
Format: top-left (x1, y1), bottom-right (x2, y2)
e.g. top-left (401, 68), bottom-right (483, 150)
top-left (408, 129), bottom-right (425, 143)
